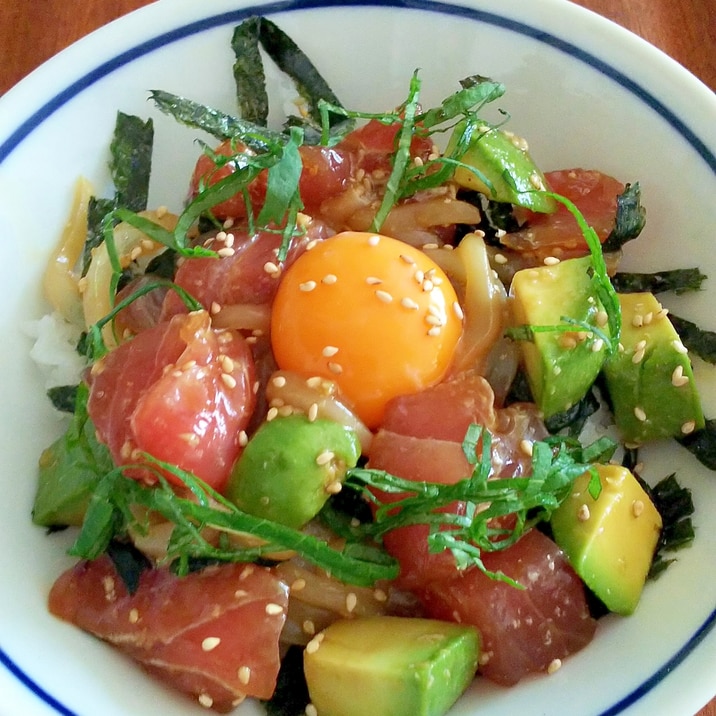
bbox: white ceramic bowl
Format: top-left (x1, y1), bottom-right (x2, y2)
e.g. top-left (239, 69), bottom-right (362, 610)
top-left (0, 1), bottom-right (714, 714)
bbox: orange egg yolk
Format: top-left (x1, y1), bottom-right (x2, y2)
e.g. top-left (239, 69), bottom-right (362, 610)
top-left (270, 231), bottom-right (463, 428)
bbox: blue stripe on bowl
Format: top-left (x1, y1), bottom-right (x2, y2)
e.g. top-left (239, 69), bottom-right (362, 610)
top-left (1, 1), bottom-right (714, 714)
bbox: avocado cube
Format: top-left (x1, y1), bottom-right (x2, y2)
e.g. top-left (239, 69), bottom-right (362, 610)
top-left (303, 616), bottom-right (479, 716)
top-left (602, 292), bottom-right (705, 443)
top-left (551, 464), bottom-right (662, 615)
top-left (510, 255), bottom-right (610, 418)
top-left (448, 119), bottom-right (556, 213)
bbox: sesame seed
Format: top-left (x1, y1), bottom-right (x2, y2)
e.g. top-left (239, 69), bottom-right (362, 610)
top-left (634, 406), bottom-right (647, 422)
top-left (291, 578), bottom-right (307, 592)
top-left (346, 593), bottom-right (358, 613)
top-left (327, 361), bottom-right (343, 375)
top-left (375, 289), bottom-right (393, 304)
top-left (426, 314), bottom-right (444, 327)
top-left (591, 338), bottom-right (604, 352)
top-left (401, 297), bottom-right (420, 310)
top-left (656, 307), bottom-right (669, 321)
top-left (237, 666), bottom-right (251, 685)
top-left (305, 239), bottom-right (319, 251)
top-left (560, 334), bottom-right (578, 350)
top-left (156, 205), bottom-right (168, 218)
top-left (210, 301), bottom-right (221, 315)
top-left (316, 450), bottom-right (335, 466)
top-left (179, 432), bottom-right (200, 447)
top-left (671, 365), bottom-right (689, 387)
top-left (266, 407), bottom-right (279, 421)
top-left (263, 261), bottom-right (280, 276)
top-left (578, 504), bottom-right (591, 522)
top-left (239, 430), bottom-right (248, 447)
top-left (202, 637), bottom-right (221, 652)
top-left (673, 340), bottom-right (688, 354)
top-left (494, 253), bottom-right (508, 265)
top-left (547, 658), bottom-right (562, 674)
top-left (681, 420), bottom-right (696, 435)
top-left (373, 588), bottom-right (388, 602)
top-left (643, 311), bottom-right (653, 325)
top-left (322, 345), bottom-right (339, 357)
top-left (217, 247), bottom-right (235, 258)
top-left (422, 279), bottom-right (434, 292)
top-left (305, 633), bottom-right (324, 654)
top-left (322, 274), bottom-right (338, 285)
top-left (299, 280), bottom-right (317, 292)
top-left (596, 310), bottom-right (609, 327)
top-left (422, 242), bottom-right (439, 250)
top-left (366, 276), bottom-right (383, 285)
top-left (529, 172), bottom-right (546, 190)
top-left (306, 376), bottom-right (323, 389)
top-left (303, 620), bottom-right (316, 635)
top-left (632, 500), bottom-right (644, 518)
top-left (220, 355), bottom-right (235, 373)
top-left (306, 704), bottom-right (319, 716)
top-left (543, 256), bottom-right (560, 266)
top-left (632, 314), bottom-right (644, 328)
top-left (427, 326), bottom-right (441, 336)
top-left (198, 694), bottom-right (214, 708)
top-left (308, 403), bottom-right (319, 422)
top-left (221, 373), bottom-right (237, 389)
top-left (368, 235), bottom-right (381, 246)
top-left (452, 301), bottom-right (464, 321)
top-left (414, 269), bottom-right (425, 283)
top-left (520, 439), bottom-right (533, 457)
top-left (265, 603), bottom-right (284, 616)
top-left (272, 375), bottom-right (287, 388)
top-left (632, 348), bottom-right (645, 364)
top-left (400, 253), bottom-right (416, 265)
top-left (128, 608), bottom-right (139, 624)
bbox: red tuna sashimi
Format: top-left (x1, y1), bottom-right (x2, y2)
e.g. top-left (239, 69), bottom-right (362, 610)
top-left (419, 529), bottom-right (597, 685)
top-left (49, 556), bottom-right (289, 711)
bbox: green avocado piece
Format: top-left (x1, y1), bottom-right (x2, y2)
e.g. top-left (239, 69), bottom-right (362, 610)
top-left (303, 616), bottom-right (479, 716)
top-left (602, 292), bottom-right (705, 443)
top-left (32, 385), bottom-right (113, 528)
top-left (551, 464), bottom-right (662, 615)
top-left (510, 255), bottom-right (610, 418)
top-left (447, 119), bottom-right (556, 213)
top-left (226, 414), bottom-right (361, 529)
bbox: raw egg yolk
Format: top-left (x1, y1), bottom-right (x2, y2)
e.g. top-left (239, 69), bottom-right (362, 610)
top-left (270, 231), bottom-right (463, 428)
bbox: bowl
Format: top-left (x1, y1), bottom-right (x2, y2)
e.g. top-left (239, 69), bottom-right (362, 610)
top-left (0, 1), bottom-right (714, 714)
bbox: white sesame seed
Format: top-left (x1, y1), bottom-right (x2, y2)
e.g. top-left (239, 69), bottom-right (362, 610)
top-left (452, 301), bottom-right (464, 321)
top-left (401, 297), bottom-right (420, 310)
top-left (520, 439), bottom-right (533, 457)
top-left (346, 593), bottom-right (358, 613)
top-left (681, 420), bottom-right (696, 434)
top-left (591, 338), bottom-right (604, 353)
top-left (316, 450), bottom-right (335, 466)
top-left (595, 310), bottom-right (609, 327)
top-left (373, 588), bottom-right (388, 602)
top-left (308, 403), bottom-right (319, 422)
top-left (272, 374), bottom-right (287, 388)
top-left (322, 345), bottom-right (339, 357)
top-left (263, 261), bottom-right (280, 276)
top-left (305, 633), bottom-right (324, 654)
top-left (368, 235), bottom-right (381, 246)
top-left (238, 666), bottom-right (251, 685)
top-left (198, 694), bottom-right (214, 708)
top-left (671, 365), bottom-right (689, 387)
top-left (634, 406), bottom-right (647, 422)
top-left (266, 406), bottom-right (279, 421)
top-left (299, 280), bottom-right (317, 292)
top-left (543, 256), bottom-right (560, 266)
top-left (375, 289), bottom-right (393, 304)
top-left (221, 373), bottom-right (237, 389)
top-left (494, 253), bottom-right (508, 265)
top-left (322, 274), bottom-right (338, 285)
top-left (414, 269), bottom-right (425, 283)
top-left (303, 620), bottom-right (316, 635)
top-left (400, 253), bottom-right (416, 265)
top-left (239, 430), bottom-right (248, 447)
top-left (265, 603), bottom-right (284, 616)
top-left (547, 658), bottom-right (562, 674)
top-left (306, 704), bottom-right (319, 716)
top-left (327, 362), bottom-right (343, 375)
top-left (422, 279), bottom-right (434, 292)
top-left (672, 340), bottom-right (688, 355)
top-left (365, 276), bottom-right (383, 285)
top-left (291, 578), bottom-right (307, 593)
top-left (128, 608), bottom-right (139, 624)
top-left (578, 504), bottom-right (590, 522)
top-left (426, 314), bottom-right (444, 327)
top-left (202, 637), bottom-right (221, 652)
top-left (632, 500), bottom-right (645, 518)
top-left (632, 314), bottom-right (644, 328)
top-left (217, 247), bottom-right (235, 258)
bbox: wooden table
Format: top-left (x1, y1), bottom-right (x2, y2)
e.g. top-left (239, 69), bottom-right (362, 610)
top-left (0, 1), bottom-right (714, 715)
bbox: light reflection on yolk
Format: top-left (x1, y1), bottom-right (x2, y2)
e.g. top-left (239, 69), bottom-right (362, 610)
top-left (270, 231), bottom-right (463, 428)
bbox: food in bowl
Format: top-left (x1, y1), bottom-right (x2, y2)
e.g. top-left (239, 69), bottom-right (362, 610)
top-left (31, 16), bottom-right (707, 715)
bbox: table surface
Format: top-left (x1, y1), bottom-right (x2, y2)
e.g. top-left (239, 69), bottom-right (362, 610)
top-left (0, 1), bottom-right (714, 715)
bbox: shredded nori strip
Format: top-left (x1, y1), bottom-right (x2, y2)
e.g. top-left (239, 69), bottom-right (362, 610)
top-left (668, 314), bottom-right (716, 364)
top-left (677, 418), bottom-right (716, 470)
top-left (231, 18), bottom-right (269, 125)
top-left (110, 112), bottom-right (153, 212)
top-left (255, 16), bottom-right (344, 128)
top-left (263, 645), bottom-right (310, 716)
top-left (107, 540), bottom-right (152, 595)
top-left (149, 89), bottom-right (284, 149)
top-left (46, 385), bottom-right (79, 414)
top-left (601, 182), bottom-right (646, 252)
top-left (83, 196), bottom-right (115, 273)
top-left (611, 268), bottom-right (707, 295)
